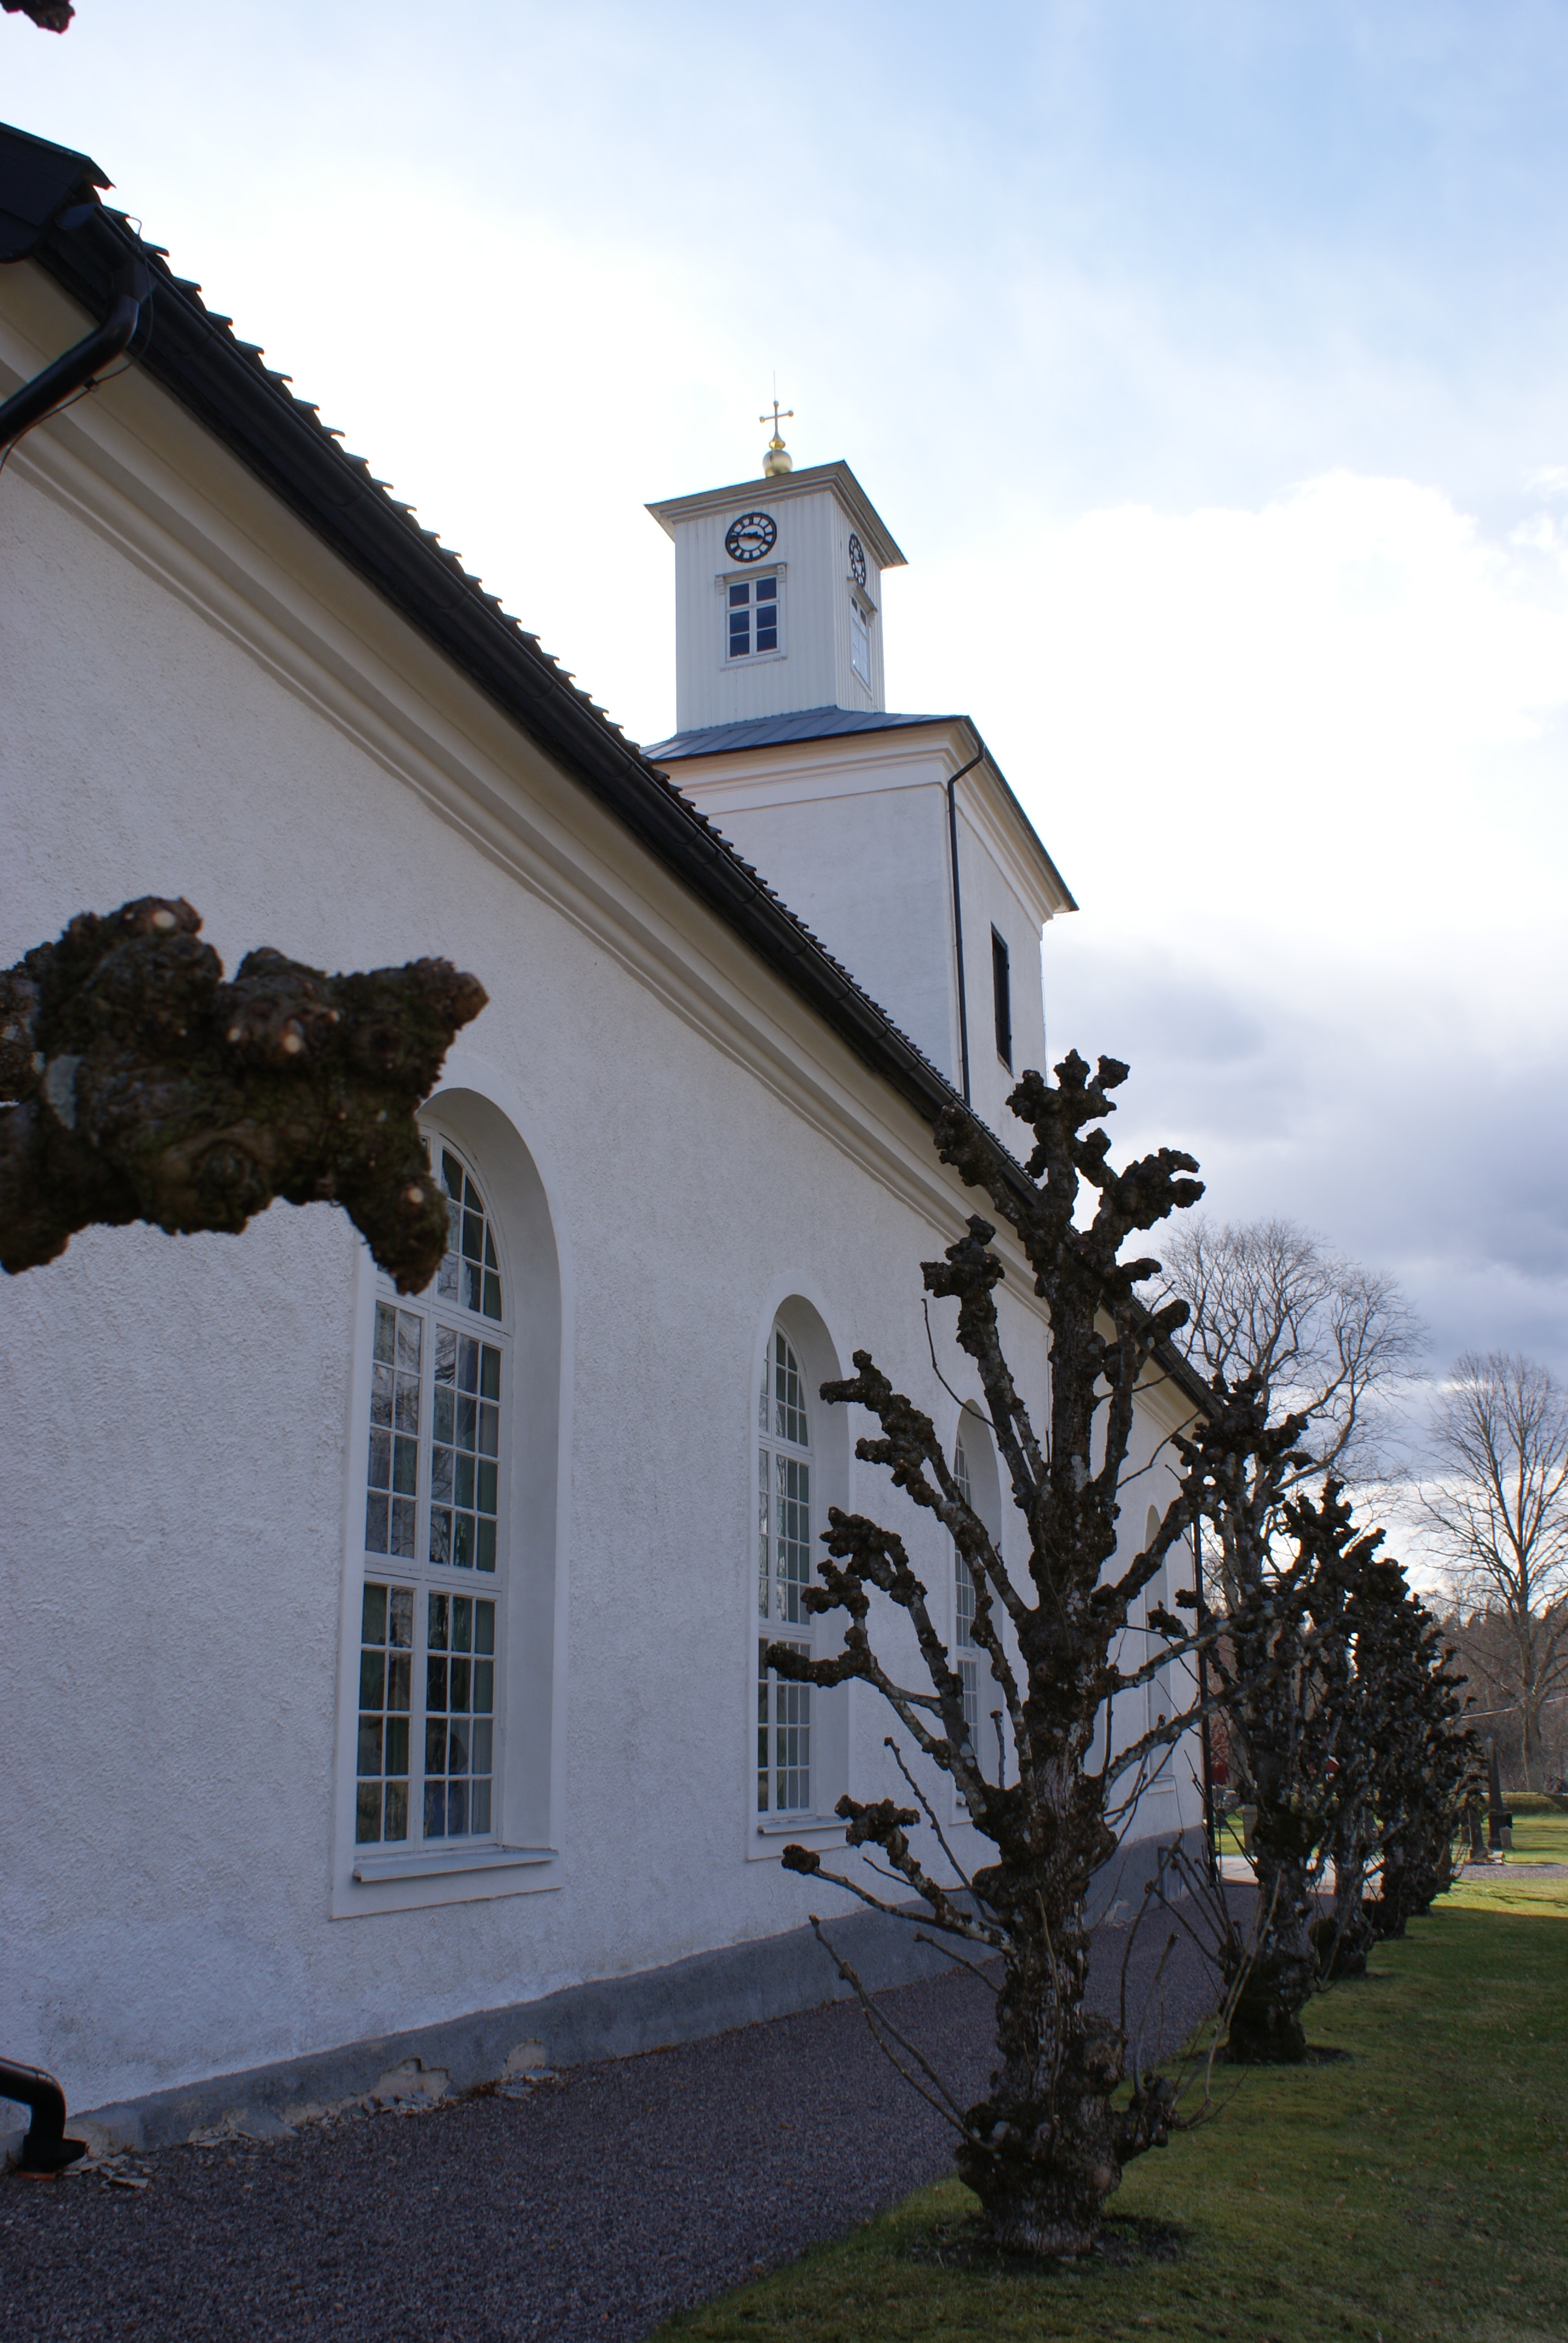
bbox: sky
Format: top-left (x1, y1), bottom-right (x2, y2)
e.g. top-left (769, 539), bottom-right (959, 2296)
top-left (6, 0), bottom-right (1568, 1398)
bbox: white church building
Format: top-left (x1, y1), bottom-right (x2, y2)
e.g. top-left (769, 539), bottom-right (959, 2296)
top-left (0, 119), bottom-right (1206, 2147)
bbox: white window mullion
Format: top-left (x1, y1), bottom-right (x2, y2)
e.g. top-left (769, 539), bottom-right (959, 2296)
top-left (356, 1135), bottom-right (509, 1854)
top-left (757, 1326), bottom-right (812, 1818)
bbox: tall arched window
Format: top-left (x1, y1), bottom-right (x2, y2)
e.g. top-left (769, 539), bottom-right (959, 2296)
top-left (758, 1325), bottom-right (811, 1814)
top-left (356, 1139), bottom-right (511, 1849)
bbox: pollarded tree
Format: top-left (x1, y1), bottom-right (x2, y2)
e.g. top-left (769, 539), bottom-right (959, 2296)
top-left (1152, 1221), bottom-right (1420, 2053)
top-left (1356, 1576), bottom-right (1479, 1939)
top-left (1, 896), bottom-right (486, 1291)
top-left (769, 1052), bottom-right (1287, 2259)
top-left (1202, 1476), bottom-right (1392, 2040)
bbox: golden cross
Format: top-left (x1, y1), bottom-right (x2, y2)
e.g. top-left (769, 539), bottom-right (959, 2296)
top-left (760, 399), bottom-right (794, 441)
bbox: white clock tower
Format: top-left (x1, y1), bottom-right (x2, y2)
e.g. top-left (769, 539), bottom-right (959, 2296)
top-left (645, 452), bottom-right (904, 733)
top-left (644, 426), bottom-right (1076, 1138)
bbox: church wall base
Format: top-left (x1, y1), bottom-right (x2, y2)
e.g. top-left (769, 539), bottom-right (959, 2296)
top-left (50, 1824), bottom-right (1206, 2158)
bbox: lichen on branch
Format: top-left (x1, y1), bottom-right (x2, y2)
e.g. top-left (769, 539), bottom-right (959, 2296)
top-left (0, 897), bottom-right (486, 1291)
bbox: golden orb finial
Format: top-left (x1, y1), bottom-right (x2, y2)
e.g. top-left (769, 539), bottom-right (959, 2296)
top-left (760, 397), bottom-right (794, 477)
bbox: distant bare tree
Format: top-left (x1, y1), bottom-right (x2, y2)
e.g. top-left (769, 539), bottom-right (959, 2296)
top-left (1419, 1352), bottom-right (1568, 1791)
top-left (1155, 1216), bottom-right (1424, 1497)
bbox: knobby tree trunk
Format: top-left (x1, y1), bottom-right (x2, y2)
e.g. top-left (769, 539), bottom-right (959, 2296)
top-left (1, 897), bottom-right (486, 1291)
top-left (771, 1054), bottom-right (1286, 2256)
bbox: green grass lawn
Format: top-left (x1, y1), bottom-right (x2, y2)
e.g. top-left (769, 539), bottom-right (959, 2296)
top-left (658, 1879), bottom-right (1567, 2342)
top-left (1213, 1810), bottom-right (1568, 1873)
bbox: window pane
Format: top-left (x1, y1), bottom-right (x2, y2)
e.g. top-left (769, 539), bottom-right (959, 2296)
top-left (773, 1331), bottom-right (808, 1447)
top-left (764, 1641), bottom-right (811, 1812)
top-left (363, 1140), bottom-right (508, 1850)
top-left (729, 582), bottom-right (750, 606)
top-left (435, 1146), bottom-right (503, 1322)
top-left (757, 577), bottom-right (777, 601)
top-left (423, 1590), bottom-right (494, 1841)
top-left (432, 1328), bottom-right (501, 1577)
top-left (357, 1581), bottom-right (410, 1844)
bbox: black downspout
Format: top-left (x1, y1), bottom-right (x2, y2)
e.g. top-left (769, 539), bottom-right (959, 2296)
top-left (0, 255), bottom-right (149, 453)
top-left (945, 747), bottom-right (984, 1106)
top-left (0, 2057), bottom-right (87, 2172)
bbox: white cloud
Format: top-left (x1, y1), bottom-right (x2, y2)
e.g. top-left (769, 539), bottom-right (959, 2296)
top-left (889, 473), bottom-right (1568, 1371)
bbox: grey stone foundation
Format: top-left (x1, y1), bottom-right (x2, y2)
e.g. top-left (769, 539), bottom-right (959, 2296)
top-left (6, 1823), bottom-right (1205, 2160)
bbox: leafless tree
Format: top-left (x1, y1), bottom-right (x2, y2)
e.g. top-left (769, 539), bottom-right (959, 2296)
top-left (1418, 1352), bottom-right (1568, 1791)
top-left (1156, 1216), bottom-right (1424, 1498)
top-left (1148, 1217), bottom-right (1423, 2048)
top-left (2, 896), bottom-right (486, 1293)
top-left (771, 1052), bottom-right (1292, 2258)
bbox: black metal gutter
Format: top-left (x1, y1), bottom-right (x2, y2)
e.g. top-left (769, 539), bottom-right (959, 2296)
top-left (5, 129), bottom-right (1209, 1420)
top-left (0, 2056), bottom-right (87, 2172)
top-left (0, 252), bottom-right (147, 450)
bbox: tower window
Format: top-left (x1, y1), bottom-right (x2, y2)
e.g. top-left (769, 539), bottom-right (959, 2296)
top-left (726, 573), bottom-right (781, 660)
top-left (849, 594), bottom-right (871, 684)
top-left (991, 929), bottom-right (1012, 1069)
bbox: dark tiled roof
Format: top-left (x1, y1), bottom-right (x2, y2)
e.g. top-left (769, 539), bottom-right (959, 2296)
top-left (643, 706), bottom-right (962, 761)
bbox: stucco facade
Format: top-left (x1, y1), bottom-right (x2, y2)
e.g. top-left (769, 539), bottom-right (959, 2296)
top-left (1, 206), bottom-right (1203, 2130)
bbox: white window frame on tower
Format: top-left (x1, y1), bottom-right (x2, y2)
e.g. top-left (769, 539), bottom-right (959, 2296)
top-left (723, 567), bottom-right (786, 664)
top-left (757, 1323), bottom-right (814, 1817)
top-left (849, 588), bottom-right (873, 687)
top-left (353, 1134), bottom-right (512, 1864)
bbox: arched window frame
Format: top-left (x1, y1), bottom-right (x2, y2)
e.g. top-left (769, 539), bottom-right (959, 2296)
top-left (333, 1074), bottom-right (565, 1916)
top-left (353, 1133), bottom-right (512, 1860)
top-left (748, 1297), bottom-right (851, 1851)
top-left (757, 1323), bottom-right (814, 1817)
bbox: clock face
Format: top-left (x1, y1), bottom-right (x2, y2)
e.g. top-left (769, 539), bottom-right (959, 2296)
top-left (725, 511), bottom-right (777, 564)
top-left (848, 532), bottom-right (867, 589)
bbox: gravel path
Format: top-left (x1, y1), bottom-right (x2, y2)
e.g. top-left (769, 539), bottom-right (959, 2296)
top-left (1, 1912), bottom-right (1229, 2342)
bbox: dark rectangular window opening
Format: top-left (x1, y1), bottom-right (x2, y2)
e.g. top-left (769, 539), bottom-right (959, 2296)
top-left (991, 928), bottom-right (1012, 1069)
top-left (726, 575), bottom-right (781, 661)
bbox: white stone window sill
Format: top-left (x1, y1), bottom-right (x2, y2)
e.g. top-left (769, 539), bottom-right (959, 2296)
top-left (352, 1843), bottom-right (555, 1884)
top-left (754, 1817), bottom-right (843, 1838)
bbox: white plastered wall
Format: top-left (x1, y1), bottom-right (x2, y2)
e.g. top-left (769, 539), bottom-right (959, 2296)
top-left (0, 265), bottom-right (1187, 2115)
